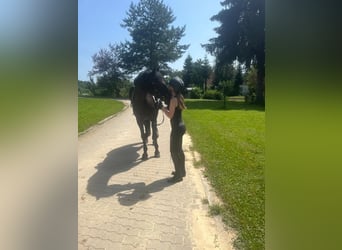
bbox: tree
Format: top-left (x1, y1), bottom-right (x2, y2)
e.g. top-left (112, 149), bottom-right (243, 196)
top-left (234, 65), bottom-right (244, 95)
top-left (190, 58), bottom-right (213, 91)
top-left (120, 0), bottom-right (189, 72)
top-left (244, 65), bottom-right (258, 103)
top-left (89, 44), bottom-right (127, 97)
top-left (87, 78), bottom-right (98, 96)
top-left (202, 56), bottom-right (212, 91)
top-left (78, 80), bottom-right (91, 96)
top-left (203, 0), bottom-right (265, 104)
top-left (212, 62), bottom-right (236, 88)
top-left (89, 44), bottom-right (123, 77)
top-left (192, 59), bottom-right (204, 90)
top-left (182, 55), bottom-right (194, 87)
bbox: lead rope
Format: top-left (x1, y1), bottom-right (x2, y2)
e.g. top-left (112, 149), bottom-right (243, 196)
top-left (153, 96), bottom-right (165, 126)
top-left (157, 109), bottom-right (165, 126)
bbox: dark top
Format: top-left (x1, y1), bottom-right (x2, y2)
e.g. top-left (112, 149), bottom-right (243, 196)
top-left (171, 106), bottom-right (185, 133)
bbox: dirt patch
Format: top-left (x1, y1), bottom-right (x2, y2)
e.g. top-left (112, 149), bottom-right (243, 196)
top-left (183, 133), bottom-right (237, 249)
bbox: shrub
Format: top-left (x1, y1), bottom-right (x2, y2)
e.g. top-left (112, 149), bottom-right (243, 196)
top-left (203, 90), bottom-right (223, 100)
top-left (119, 87), bottom-right (130, 98)
top-left (189, 87), bottom-right (203, 99)
top-left (78, 88), bottom-right (93, 97)
top-left (244, 66), bottom-right (257, 104)
top-left (219, 80), bottom-right (234, 96)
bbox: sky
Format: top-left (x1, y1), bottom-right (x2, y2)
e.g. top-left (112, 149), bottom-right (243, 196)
top-left (78, 0), bottom-right (223, 81)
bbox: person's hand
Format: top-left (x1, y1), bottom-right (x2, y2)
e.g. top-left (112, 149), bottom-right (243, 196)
top-left (156, 99), bottom-right (164, 109)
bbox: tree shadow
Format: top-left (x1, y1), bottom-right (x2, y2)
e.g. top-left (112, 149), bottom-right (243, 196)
top-left (185, 99), bottom-right (265, 111)
top-left (86, 143), bottom-right (174, 203)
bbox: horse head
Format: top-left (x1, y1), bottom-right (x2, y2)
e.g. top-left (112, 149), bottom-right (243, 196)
top-left (134, 69), bottom-right (170, 105)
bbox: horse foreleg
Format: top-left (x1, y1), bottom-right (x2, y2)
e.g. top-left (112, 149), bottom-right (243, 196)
top-left (142, 142), bottom-right (148, 160)
top-left (144, 120), bottom-right (151, 140)
top-left (137, 118), bottom-right (148, 160)
top-left (151, 119), bottom-right (160, 157)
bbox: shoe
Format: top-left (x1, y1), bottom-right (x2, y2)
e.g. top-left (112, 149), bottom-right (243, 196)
top-left (171, 171), bottom-right (186, 177)
top-left (167, 176), bottom-right (183, 183)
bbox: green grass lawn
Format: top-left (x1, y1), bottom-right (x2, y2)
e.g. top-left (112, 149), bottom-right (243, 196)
top-left (183, 99), bottom-right (265, 250)
top-left (78, 97), bottom-right (125, 133)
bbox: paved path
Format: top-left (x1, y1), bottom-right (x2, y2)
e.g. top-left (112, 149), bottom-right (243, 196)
top-left (78, 100), bottom-right (235, 250)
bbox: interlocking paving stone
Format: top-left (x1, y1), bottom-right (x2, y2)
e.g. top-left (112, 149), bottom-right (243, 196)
top-left (79, 100), bottom-right (235, 249)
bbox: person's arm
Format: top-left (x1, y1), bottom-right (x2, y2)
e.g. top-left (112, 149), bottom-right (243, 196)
top-left (162, 97), bottom-right (177, 119)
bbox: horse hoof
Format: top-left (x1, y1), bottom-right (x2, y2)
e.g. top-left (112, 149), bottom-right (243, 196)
top-left (142, 154), bottom-right (148, 160)
top-left (154, 151), bottom-right (160, 158)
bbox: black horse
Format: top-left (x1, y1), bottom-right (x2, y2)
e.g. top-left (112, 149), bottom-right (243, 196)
top-left (130, 69), bottom-right (170, 160)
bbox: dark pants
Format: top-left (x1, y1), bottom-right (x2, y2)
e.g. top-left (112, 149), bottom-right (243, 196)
top-left (170, 124), bottom-right (186, 178)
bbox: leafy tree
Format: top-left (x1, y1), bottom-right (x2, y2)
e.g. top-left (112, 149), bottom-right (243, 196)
top-left (87, 77), bottom-right (98, 96)
top-left (78, 78), bottom-right (97, 96)
top-left (120, 0), bottom-right (189, 72)
top-left (89, 44), bottom-right (127, 97)
top-left (203, 0), bottom-right (265, 104)
top-left (191, 57), bottom-right (213, 91)
top-left (89, 44), bottom-right (124, 78)
top-left (78, 80), bottom-right (90, 96)
top-left (244, 65), bottom-right (258, 103)
top-left (96, 75), bottom-right (115, 96)
top-left (212, 63), bottom-right (236, 88)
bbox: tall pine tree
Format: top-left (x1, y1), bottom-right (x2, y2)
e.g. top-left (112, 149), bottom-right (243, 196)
top-left (203, 0), bottom-right (265, 104)
top-left (182, 55), bottom-right (193, 87)
top-left (120, 0), bottom-right (189, 72)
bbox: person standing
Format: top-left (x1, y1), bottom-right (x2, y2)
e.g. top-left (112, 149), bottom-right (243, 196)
top-left (161, 77), bottom-right (187, 183)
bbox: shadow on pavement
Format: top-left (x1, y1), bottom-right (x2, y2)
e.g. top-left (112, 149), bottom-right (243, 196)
top-left (116, 177), bottom-right (173, 206)
top-left (87, 143), bottom-right (174, 202)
